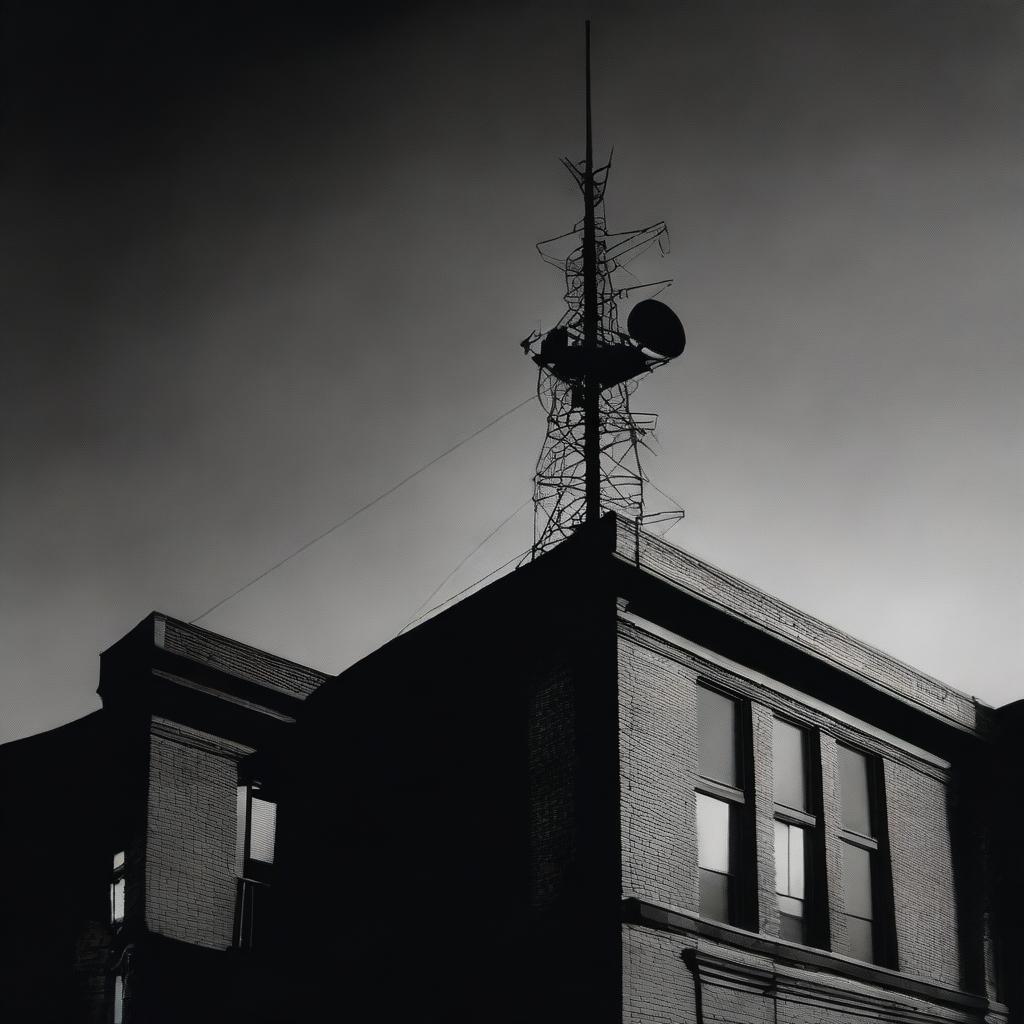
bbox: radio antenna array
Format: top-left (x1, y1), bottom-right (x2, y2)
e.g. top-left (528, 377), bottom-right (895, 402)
top-left (520, 21), bottom-right (685, 557)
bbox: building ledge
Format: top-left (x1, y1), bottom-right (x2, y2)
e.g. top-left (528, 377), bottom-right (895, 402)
top-left (622, 896), bottom-right (1004, 1018)
top-left (610, 515), bottom-right (985, 737)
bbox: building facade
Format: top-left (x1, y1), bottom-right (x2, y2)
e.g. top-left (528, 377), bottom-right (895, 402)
top-left (1, 514), bottom-right (1017, 1023)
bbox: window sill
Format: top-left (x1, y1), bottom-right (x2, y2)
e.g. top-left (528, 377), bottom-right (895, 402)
top-left (621, 895), bottom-right (1003, 1016)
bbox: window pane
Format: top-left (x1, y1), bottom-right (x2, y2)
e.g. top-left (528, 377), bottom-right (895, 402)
top-left (779, 893), bottom-right (804, 918)
top-left (110, 878), bottom-right (125, 924)
top-left (113, 850), bottom-right (125, 871)
top-left (779, 908), bottom-right (805, 943)
top-left (773, 719), bottom-right (808, 810)
top-left (696, 793), bottom-right (730, 873)
top-left (846, 915), bottom-right (875, 962)
top-left (842, 840), bottom-right (873, 919)
top-left (249, 797), bottom-right (277, 864)
top-left (699, 869), bottom-right (730, 923)
top-left (839, 746), bottom-right (873, 836)
top-left (775, 821), bottom-right (806, 899)
top-left (113, 976), bottom-right (124, 1024)
top-left (698, 686), bottom-right (738, 786)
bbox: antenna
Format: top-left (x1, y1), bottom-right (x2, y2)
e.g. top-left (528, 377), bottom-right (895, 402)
top-left (520, 22), bottom-right (687, 556)
top-left (582, 20), bottom-right (600, 526)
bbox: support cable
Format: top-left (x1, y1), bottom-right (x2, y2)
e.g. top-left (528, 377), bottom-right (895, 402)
top-left (399, 545), bottom-right (533, 635)
top-left (191, 394), bottom-right (536, 624)
top-left (398, 495), bottom-right (533, 635)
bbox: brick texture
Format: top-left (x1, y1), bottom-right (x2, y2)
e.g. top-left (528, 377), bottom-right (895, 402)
top-left (158, 615), bottom-right (327, 699)
top-left (144, 719), bottom-right (251, 949)
top-left (618, 634), bottom-right (698, 912)
top-left (751, 701), bottom-right (780, 939)
top-left (884, 759), bottom-right (961, 985)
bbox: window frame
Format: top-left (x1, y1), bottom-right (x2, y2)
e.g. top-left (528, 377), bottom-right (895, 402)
top-left (695, 682), bottom-right (754, 929)
top-left (237, 780), bottom-right (276, 883)
top-left (837, 743), bottom-right (894, 966)
top-left (110, 850), bottom-right (126, 928)
top-left (235, 778), bottom-right (276, 950)
top-left (771, 716), bottom-right (826, 949)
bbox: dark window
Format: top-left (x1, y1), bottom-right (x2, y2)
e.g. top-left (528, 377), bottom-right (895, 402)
top-left (773, 718), bottom-right (808, 811)
top-left (837, 745), bottom-right (887, 963)
top-left (696, 685), bottom-right (748, 926)
top-left (698, 685), bottom-right (739, 787)
top-left (839, 745), bottom-right (873, 837)
top-left (772, 717), bottom-right (822, 947)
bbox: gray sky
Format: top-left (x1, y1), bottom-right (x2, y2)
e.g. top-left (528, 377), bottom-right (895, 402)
top-left (2, 0), bottom-right (1021, 743)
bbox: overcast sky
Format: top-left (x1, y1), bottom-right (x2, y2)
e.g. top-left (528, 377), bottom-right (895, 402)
top-left (1, 0), bottom-right (1021, 743)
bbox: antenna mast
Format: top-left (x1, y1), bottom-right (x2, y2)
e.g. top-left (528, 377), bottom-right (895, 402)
top-left (582, 20), bottom-right (601, 525)
top-left (520, 22), bottom-right (686, 557)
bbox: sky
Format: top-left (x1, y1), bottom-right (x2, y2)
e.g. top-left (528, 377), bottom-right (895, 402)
top-left (1, 0), bottom-right (1021, 743)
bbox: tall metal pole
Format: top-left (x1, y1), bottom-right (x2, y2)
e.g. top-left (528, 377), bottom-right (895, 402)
top-left (582, 20), bottom-right (601, 526)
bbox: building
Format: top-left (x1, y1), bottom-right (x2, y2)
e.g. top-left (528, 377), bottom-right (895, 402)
top-left (1, 513), bottom-right (1018, 1023)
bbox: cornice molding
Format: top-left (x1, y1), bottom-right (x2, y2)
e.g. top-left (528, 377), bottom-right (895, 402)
top-left (625, 896), bottom-right (1005, 1021)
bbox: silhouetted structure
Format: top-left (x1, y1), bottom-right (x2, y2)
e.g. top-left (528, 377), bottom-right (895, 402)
top-left (520, 22), bottom-right (685, 554)
top-left (1, 514), bottom-right (1017, 1023)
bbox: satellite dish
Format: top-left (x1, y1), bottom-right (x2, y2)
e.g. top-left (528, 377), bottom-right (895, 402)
top-left (627, 299), bottom-right (686, 359)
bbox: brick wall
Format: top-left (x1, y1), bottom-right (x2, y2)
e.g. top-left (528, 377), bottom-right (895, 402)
top-left (885, 759), bottom-right (961, 985)
top-left (618, 634), bottom-right (697, 911)
top-left (622, 924), bottom-right (696, 1024)
top-left (616, 612), bottom-right (982, 1021)
top-left (144, 717), bottom-right (252, 949)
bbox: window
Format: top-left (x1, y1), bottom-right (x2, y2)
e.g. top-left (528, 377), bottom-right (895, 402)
top-left (838, 745), bottom-right (886, 963)
top-left (112, 975), bottom-right (124, 1024)
top-left (236, 781), bottom-right (277, 950)
top-left (772, 718), bottom-right (820, 946)
top-left (110, 851), bottom-right (125, 927)
top-left (696, 685), bottom-right (747, 925)
top-left (236, 782), bottom-right (277, 877)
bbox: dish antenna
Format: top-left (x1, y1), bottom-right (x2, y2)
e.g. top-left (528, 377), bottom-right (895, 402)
top-left (520, 22), bottom-right (687, 556)
top-left (627, 299), bottom-right (686, 360)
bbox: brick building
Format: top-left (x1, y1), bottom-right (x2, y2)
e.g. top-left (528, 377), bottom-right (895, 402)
top-left (1, 513), bottom-right (1018, 1022)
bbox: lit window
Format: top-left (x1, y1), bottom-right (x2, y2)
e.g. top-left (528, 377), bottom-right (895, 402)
top-left (236, 783), bottom-right (277, 875)
top-left (774, 820), bottom-right (806, 942)
top-left (838, 745), bottom-right (886, 963)
top-left (772, 718), bottom-right (820, 946)
top-left (697, 793), bottom-right (733, 922)
top-left (235, 780), bottom-right (276, 950)
top-left (110, 851), bottom-right (126, 926)
top-left (696, 685), bottom-right (747, 926)
top-left (112, 975), bottom-right (124, 1024)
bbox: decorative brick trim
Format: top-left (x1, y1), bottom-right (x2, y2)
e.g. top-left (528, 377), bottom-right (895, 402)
top-left (613, 516), bottom-right (983, 735)
top-left (149, 717), bottom-right (255, 761)
top-left (624, 897), bottom-right (1004, 1018)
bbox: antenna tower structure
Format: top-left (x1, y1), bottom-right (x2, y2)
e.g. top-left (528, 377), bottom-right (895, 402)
top-left (521, 22), bottom-right (686, 557)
